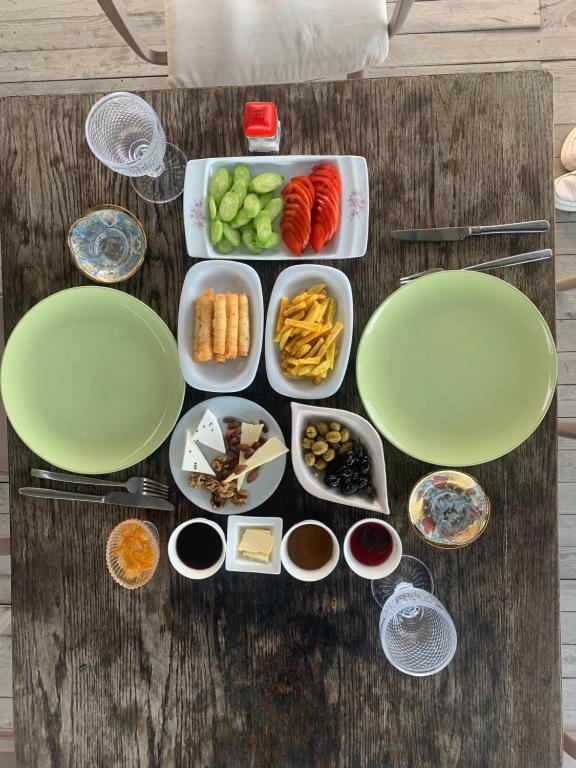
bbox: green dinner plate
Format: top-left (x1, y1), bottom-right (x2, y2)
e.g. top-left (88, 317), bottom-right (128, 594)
top-left (1, 287), bottom-right (185, 474)
top-left (356, 271), bottom-right (557, 466)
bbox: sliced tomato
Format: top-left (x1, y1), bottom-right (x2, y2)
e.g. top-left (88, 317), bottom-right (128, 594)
top-left (313, 164), bottom-right (341, 191)
top-left (310, 222), bottom-right (327, 253)
top-left (281, 218), bottom-right (308, 244)
top-left (310, 176), bottom-right (339, 208)
top-left (290, 176), bottom-right (315, 204)
top-left (282, 228), bottom-right (304, 256)
top-left (315, 195), bottom-right (339, 237)
top-left (283, 192), bottom-right (312, 212)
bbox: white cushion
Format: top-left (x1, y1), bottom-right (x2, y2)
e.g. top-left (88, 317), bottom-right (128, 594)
top-left (165, 0), bottom-right (388, 87)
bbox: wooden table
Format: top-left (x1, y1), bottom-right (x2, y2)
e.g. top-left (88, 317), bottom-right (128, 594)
top-left (0, 72), bottom-right (560, 768)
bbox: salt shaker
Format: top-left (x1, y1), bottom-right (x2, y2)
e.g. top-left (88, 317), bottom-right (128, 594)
top-left (243, 102), bottom-right (281, 153)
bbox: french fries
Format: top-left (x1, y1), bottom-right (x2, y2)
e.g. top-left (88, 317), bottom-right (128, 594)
top-left (274, 283), bottom-right (343, 384)
top-left (193, 290), bottom-right (250, 364)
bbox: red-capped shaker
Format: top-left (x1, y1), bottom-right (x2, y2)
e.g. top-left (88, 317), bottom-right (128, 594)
top-left (243, 102), bottom-right (281, 153)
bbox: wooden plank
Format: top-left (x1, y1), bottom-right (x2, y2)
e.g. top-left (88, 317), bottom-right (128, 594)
top-left (0, 47), bottom-right (165, 83)
top-left (0, 73), bottom-right (559, 768)
top-left (0, 76), bottom-right (170, 98)
top-left (556, 221), bottom-right (576, 255)
top-left (559, 484), bottom-right (576, 513)
top-left (563, 644), bottom-right (576, 676)
top-left (560, 549), bottom-right (576, 578)
top-left (559, 353), bottom-right (576, 383)
top-left (0, 14), bottom-right (166, 53)
top-left (565, 679), bottom-right (576, 710)
top-left (3, 0), bottom-right (158, 20)
top-left (559, 388), bottom-right (576, 417)
top-left (0, 699), bottom-right (12, 731)
top-left (563, 711), bottom-right (576, 732)
top-left (563, 613), bottom-right (576, 644)
top-left (390, 0), bottom-right (541, 34)
top-left (561, 581), bottom-right (576, 611)
top-left (560, 517), bottom-right (576, 546)
top-left (558, 321), bottom-right (576, 352)
top-left (559, 452), bottom-right (576, 482)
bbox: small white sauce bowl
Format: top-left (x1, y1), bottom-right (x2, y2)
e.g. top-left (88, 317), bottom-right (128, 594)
top-left (343, 518), bottom-right (402, 580)
top-left (168, 518), bottom-right (226, 580)
top-left (281, 519), bottom-right (340, 582)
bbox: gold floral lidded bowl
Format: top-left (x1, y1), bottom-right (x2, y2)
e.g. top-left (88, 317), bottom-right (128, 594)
top-left (68, 204), bottom-right (146, 283)
top-left (408, 470), bottom-right (490, 549)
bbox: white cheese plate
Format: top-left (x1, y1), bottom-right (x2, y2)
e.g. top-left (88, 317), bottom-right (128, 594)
top-left (225, 516), bottom-right (283, 575)
top-left (169, 396), bottom-right (287, 515)
top-left (183, 155), bottom-right (369, 261)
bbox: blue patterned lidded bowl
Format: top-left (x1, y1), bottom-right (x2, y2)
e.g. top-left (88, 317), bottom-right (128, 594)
top-left (408, 470), bottom-right (490, 549)
top-left (68, 205), bottom-right (146, 283)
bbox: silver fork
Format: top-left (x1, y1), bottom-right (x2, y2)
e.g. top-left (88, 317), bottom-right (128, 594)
top-left (31, 469), bottom-right (169, 498)
top-left (399, 248), bottom-right (553, 285)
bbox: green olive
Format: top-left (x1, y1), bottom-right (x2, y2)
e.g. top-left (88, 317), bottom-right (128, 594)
top-left (316, 421), bottom-right (329, 436)
top-left (305, 425), bottom-right (318, 439)
top-left (324, 448), bottom-right (336, 462)
top-left (315, 459), bottom-right (327, 471)
top-left (312, 440), bottom-right (328, 456)
top-left (340, 427), bottom-right (350, 443)
top-left (302, 437), bottom-right (313, 449)
top-left (304, 452), bottom-right (316, 466)
top-left (329, 422), bottom-right (341, 432)
top-left (326, 431), bottom-right (342, 443)
top-left (339, 441), bottom-right (353, 454)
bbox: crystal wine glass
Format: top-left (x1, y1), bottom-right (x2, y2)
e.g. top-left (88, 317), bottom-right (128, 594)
top-left (85, 92), bottom-right (187, 204)
top-left (378, 583), bottom-right (457, 676)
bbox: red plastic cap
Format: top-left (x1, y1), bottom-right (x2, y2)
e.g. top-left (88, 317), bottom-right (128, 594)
top-left (243, 102), bottom-right (277, 138)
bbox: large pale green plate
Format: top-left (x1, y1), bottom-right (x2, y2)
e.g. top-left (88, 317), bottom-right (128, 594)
top-left (356, 271), bottom-right (557, 466)
top-left (1, 287), bottom-right (185, 474)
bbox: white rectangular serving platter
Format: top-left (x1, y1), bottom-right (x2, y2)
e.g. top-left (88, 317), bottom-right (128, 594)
top-left (183, 155), bottom-right (369, 261)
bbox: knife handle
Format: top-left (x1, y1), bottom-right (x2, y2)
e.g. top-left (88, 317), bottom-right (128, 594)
top-left (19, 487), bottom-right (102, 503)
top-left (32, 468), bottom-right (123, 488)
top-left (470, 220), bottom-right (550, 235)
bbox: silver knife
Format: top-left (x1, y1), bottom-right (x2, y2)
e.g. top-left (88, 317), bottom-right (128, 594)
top-left (19, 487), bottom-right (174, 511)
top-left (391, 220), bottom-right (550, 242)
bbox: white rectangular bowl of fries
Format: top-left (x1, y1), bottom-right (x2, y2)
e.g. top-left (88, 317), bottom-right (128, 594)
top-left (264, 265), bottom-right (353, 400)
top-left (183, 155), bottom-right (369, 261)
top-left (178, 260), bottom-right (264, 392)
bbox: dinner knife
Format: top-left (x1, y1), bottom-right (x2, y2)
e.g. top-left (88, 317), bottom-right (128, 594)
top-left (19, 487), bottom-right (174, 511)
top-left (391, 220), bottom-right (550, 242)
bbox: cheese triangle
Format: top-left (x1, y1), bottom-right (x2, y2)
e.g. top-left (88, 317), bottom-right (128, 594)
top-left (225, 437), bottom-right (288, 483)
top-left (191, 409), bottom-right (225, 453)
top-left (237, 422), bottom-right (264, 490)
top-left (182, 431), bottom-right (215, 474)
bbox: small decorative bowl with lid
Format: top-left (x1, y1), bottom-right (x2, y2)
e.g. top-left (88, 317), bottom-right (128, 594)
top-left (408, 470), bottom-right (490, 549)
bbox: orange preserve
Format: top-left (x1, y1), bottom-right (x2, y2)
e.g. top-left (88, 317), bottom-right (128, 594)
top-left (106, 519), bottom-right (160, 589)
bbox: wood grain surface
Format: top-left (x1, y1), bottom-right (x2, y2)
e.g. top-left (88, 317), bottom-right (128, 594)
top-left (0, 72), bottom-right (560, 768)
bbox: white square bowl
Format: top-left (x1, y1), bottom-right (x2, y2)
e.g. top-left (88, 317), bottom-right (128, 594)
top-left (290, 402), bottom-right (390, 515)
top-left (225, 515), bottom-right (283, 575)
top-left (177, 260), bottom-right (264, 392)
top-left (264, 264), bottom-right (353, 400)
top-left (183, 155), bottom-right (369, 261)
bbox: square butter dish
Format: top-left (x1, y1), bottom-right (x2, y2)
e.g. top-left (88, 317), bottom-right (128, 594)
top-left (225, 516), bottom-right (283, 575)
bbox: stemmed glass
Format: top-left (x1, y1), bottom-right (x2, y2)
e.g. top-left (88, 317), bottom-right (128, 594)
top-left (372, 556), bottom-right (457, 676)
top-left (85, 92), bottom-right (187, 204)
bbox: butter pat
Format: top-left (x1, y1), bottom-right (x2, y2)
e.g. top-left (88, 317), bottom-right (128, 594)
top-left (238, 527), bottom-right (275, 563)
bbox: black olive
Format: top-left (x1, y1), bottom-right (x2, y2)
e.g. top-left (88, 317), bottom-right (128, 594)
top-left (363, 484), bottom-right (377, 499)
top-left (325, 472), bottom-right (340, 488)
top-left (341, 482), bottom-right (358, 496)
top-left (360, 456), bottom-right (371, 474)
top-left (357, 475), bottom-right (369, 489)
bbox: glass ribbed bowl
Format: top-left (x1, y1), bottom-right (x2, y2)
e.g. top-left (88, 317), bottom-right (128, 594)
top-left (379, 586), bottom-right (457, 676)
top-left (106, 519), bottom-right (160, 590)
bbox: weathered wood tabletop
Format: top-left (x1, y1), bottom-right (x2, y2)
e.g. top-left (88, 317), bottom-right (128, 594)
top-left (0, 72), bottom-right (560, 768)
